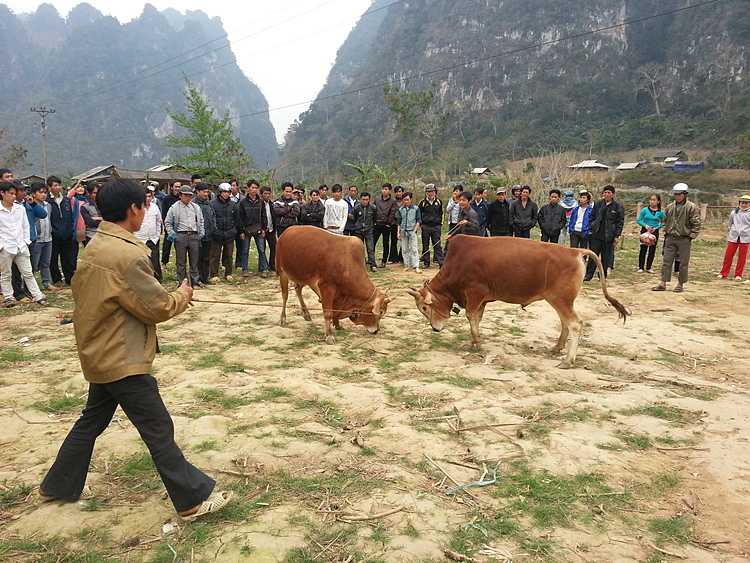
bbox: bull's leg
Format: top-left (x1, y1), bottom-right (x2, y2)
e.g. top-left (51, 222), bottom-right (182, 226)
top-left (294, 284), bottom-right (312, 321)
top-left (549, 302), bottom-right (582, 369)
top-left (324, 314), bottom-right (336, 344)
top-left (465, 303), bottom-right (487, 348)
top-left (333, 318), bottom-right (344, 330)
top-left (278, 271), bottom-right (290, 326)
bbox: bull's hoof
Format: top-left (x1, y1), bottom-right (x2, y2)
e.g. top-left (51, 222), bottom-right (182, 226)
top-left (325, 336), bottom-right (336, 345)
top-left (302, 315), bottom-right (312, 322)
top-left (556, 361), bottom-right (573, 369)
top-left (278, 319), bottom-right (286, 327)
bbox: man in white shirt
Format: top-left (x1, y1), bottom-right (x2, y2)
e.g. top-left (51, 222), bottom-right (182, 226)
top-left (0, 182), bottom-right (47, 306)
top-left (134, 187), bottom-right (164, 281)
top-left (323, 184), bottom-right (349, 235)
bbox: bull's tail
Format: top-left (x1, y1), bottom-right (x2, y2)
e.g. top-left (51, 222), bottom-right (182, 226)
top-left (580, 249), bottom-right (630, 322)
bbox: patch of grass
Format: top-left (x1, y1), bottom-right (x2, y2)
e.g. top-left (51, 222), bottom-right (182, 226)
top-left (378, 351), bottom-right (414, 371)
top-left (385, 384), bottom-right (447, 410)
top-left (0, 348), bottom-right (25, 363)
top-left (193, 388), bottom-right (250, 410)
top-left (667, 385), bottom-right (723, 402)
top-left (190, 350), bottom-right (224, 369)
top-left (249, 386), bottom-right (291, 402)
top-left (649, 516), bottom-right (694, 546)
top-left (194, 440), bottom-right (219, 452)
top-left (507, 326), bottom-right (526, 335)
top-left (429, 374), bottom-right (483, 389)
top-left (0, 481), bottom-right (33, 504)
top-left (32, 394), bottom-right (85, 414)
top-left (108, 451), bottom-right (161, 492)
top-left (615, 431), bottom-right (653, 450)
top-left (620, 404), bottom-right (703, 425)
top-left (0, 537), bottom-right (114, 562)
top-left (158, 344), bottom-right (181, 354)
top-left (294, 397), bottom-right (342, 425)
top-left (329, 367), bottom-right (370, 381)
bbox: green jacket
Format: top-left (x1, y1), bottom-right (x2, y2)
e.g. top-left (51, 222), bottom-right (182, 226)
top-left (664, 199), bottom-right (701, 239)
top-left (72, 221), bottom-right (190, 383)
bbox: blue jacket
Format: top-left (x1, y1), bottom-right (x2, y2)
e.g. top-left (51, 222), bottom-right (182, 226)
top-left (24, 201), bottom-right (48, 242)
top-left (470, 199), bottom-right (489, 228)
top-left (568, 205), bottom-right (593, 236)
top-left (46, 193), bottom-right (74, 241)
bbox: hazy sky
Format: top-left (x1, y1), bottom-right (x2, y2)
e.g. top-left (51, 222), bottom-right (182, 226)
top-left (6, 0), bottom-right (373, 144)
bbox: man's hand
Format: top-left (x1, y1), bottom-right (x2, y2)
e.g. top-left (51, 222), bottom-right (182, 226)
top-left (459, 220), bottom-right (468, 226)
top-left (239, 233), bottom-right (245, 240)
top-left (177, 279), bottom-right (195, 306)
top-left (613, 237), bottom-right (619, 244)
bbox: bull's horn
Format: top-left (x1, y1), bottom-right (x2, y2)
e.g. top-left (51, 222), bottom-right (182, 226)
top-left (406, 289), bottom-right (419, 297)
top-left (409, 287), bottom-right (418, 292)
top-left (385, 296), bottom-right (395, 303)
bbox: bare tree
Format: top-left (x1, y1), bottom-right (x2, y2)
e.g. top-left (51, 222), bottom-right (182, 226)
top-left (710, 39), bottom-right (745, 116)
top-left (635, 63), bottom-right (667, 115)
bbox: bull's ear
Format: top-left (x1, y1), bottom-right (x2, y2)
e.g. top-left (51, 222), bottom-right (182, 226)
top-left (406, 289), bottom-right (419, 297)
top-left (424, 292), bottom-right (433, 305)
top-left (371, 295), bottom-right (384, 317)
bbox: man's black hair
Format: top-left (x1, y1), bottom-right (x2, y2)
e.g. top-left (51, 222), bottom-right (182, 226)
top-left (46, 175), bottom-right (61, 186)
top-left (195, 182), bottom-right (211, 191)
top-left (602, 185), bottom-right (616, 194)
top-left (0, 181), bottom-right (15, 193)
top-left (30, 182), bottom-right (47, 194)
top-left (382, 183), bottom-right (392, 189)
top-left (190, 173), bottom-right (202, 181)
top-left (474, 187), bottom-right (485, 195)
top-left (171, 180), bottom-right (182, 187)
top-left (0, 168), bottom-right (11, 177)
top-left (247, 179), bottom-right (259, 188)
top-left (522, 185), bottom-right (532, 194)
top-left (459, 191), bottom-right (472, 201)
top-left (394, 185), bottom-right (404, 193)
top-left (331, 184), bottom-right (343, 193)
top-left (319, 184), bottom-right (328, 190)
top-left (361, 191), bottom-right (370, 198)
top-left (281, 181), bottom-right (294, 190)
top-left (403, 191), bottom-right (413, 200)
top-left (453, 185), bottom-right (463, 192)
top-left (549, 188), bottom-right (561, 197)
top-left (259, 186), bottom-right (272, 194)
top-left (85, 183), bottom-right (98, 195)
top-left (97, 179), bottom-right (145, 223)
top-left (310, 189), bottom-right (320, 196)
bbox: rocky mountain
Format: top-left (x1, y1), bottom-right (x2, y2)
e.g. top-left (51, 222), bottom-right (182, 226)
top-left (279, 0), bottom-right (750, 179)
top-left (0, 2), bottom-right (278, 175)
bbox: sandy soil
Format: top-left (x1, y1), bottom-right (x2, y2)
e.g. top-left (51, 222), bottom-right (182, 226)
top-left (1, 229), bottom-right (750, 562)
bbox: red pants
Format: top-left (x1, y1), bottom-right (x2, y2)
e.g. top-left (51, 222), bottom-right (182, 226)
top-left (719, 240), bottom-right (749, 278)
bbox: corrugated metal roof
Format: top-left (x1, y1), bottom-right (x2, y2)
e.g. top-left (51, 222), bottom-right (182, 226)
top-left (567, 160), bottom-right (609, 169)
top-left (616, 162), bottom-right (641, 170)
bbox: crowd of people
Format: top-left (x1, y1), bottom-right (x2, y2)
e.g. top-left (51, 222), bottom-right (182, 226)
top-left (2, 166), bottom-right (749, 306)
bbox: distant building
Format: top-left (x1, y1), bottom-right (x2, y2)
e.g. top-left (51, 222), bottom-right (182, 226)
top-left (616, 161), bottom-right (647, 171)
top-left (72, 165), bottom-right (191, 191)
top-left (672, 161), bottom-right (705, 172)
top-left (651, 150), bottom-right (688, 165)
top-left (567, 160), bottom-right (609, 171)
top-left (19, 174), bottom-right (46, 185)
top-left (471, 167), bottom-right (496, 177)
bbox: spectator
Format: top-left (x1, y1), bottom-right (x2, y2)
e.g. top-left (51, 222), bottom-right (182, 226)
top-left (537, 188), bottom-right (567, 243)
top-left (259, 187), bottom-right (276, 273)
top-left (397, 192), bottom-right (421, 272)
top-left (448, 191), bottom-right (481, 238)
top-left (559, 190), bottom-right (577, 245)
top-left (192, 183), bottom-right (216, 286)
top-left (318, 184), bottom-right (329, 202)
top-left (487, 187), bottom-right (511, 237)
top-left (165, 185), bottom-right (204, 289)
top-left (445, 185), bottom-right (463, 236)
top-left (391, 186), bottom-right (405, 262)
top-left (470, 187), bottom-right (489, 236)
top-left (29, 183), bottom-right (56, 292)
top-left (46, 175), bottom-right (75, 287)
top-left (238, 180), bottom-right (269, 277)
top-left (717, 194), bottom-right (750, 281)
top-left (636, 194), bottom-right (664, 274)
top-left (508, 185), bottom-right (522, 202)
top-left (353, 191), bottom-right (378, 272)
top-left (80, 184), bottom-right (102, 245)
top-left (343, 185), bottom-right (359, 235)
top-left (568, 190), bottom-right (593, 249)
top-left (133, 187), bottom-right (163, 281)
top-left (373, 183), bottom-right (398, 268)
top-left (209, 183), bottom-right (242, 281)
top-left (509, 186), bottom-right (538, 238)
top-left (323, 184), bottom-right (348, 235)
top-left (300, 189), bottom-right (325, 228)
top-left (272, 182), bottom-right (300, 238)
top-left (418, 184), bottom-right (444, 268)
top-left (0, 182), bottom-right (48, 307)
top-left (161, 181), bottom-right (182, 265)
top-left (584, 185), bottom-right (624, 281)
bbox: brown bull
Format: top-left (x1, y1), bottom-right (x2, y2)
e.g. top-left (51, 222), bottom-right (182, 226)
top-left (276, 225), bottom-right (393, 344)
top-left (408, 235), bottom-right (629, 368)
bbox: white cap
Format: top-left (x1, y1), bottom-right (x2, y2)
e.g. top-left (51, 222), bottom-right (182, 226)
top-left (672, 183), bottom-right (689, 194)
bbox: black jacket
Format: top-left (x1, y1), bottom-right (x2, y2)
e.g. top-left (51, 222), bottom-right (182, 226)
top-left (210, 197), bottom-right (242, 243)
top-left (589, 199), bottom-right (625, 241)
top-left (161, 193), bottom-right (180, 220)
top-left (272, 196), bottom-right (300, 228)
top-left (238, 195), bottom-right (266, 233)
top-left (194, 196), bottom-right (216, 240)
top-left (418, 197), bottom-right (443, 226)
top-left (46, 193), bottom-right (73, 241)
top-left (300, 200), bottom-right (325, 228)
top-left (537, 202), bottom-right (567, 236)
top-left (353, 202), bottom-right (376, 232)
top-left (486, 199), bottom-right (511, 235)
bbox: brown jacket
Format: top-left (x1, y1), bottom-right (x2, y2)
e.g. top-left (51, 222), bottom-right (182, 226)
top-left (664, 199), bottom-right (701, 239)
top-left (72, 221), bottom-right (190, 383)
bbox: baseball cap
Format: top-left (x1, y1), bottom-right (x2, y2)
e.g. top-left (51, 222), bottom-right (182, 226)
top-left (179, 185), bottom-right (194, 195)
top-left (496, 187), bottom-right (506, 194)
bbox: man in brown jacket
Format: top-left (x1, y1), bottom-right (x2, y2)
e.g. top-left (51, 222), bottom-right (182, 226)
top-left (39, 179), bottom-right (231, 521)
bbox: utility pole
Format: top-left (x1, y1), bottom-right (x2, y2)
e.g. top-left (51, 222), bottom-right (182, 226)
top-left (30, 107), bottom-right (55, 178)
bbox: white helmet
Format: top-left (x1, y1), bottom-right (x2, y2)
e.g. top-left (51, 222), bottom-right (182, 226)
top-left (672, 183), bottom-right (689, 194)
top-left (218, 183), bottom-right (232, 192)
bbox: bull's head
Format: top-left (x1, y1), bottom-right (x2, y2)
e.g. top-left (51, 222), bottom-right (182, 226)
top-left (350, 290), bottom-right (393, 334)
top-left (407, 285), bottom-right (451, 332)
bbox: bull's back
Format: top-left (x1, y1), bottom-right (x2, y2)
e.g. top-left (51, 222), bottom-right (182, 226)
top-left (276, 225), bottom-right (367, 285)
top-left (442, 235), bottom-right (584, 302)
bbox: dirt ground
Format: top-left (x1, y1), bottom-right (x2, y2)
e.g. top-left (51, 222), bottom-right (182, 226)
top-left (1, 225), bottom-right (749, 563)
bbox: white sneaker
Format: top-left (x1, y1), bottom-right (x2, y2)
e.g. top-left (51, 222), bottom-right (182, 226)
top-left (415, 268), bottom-right (422, 274)
top-left (716, 274), bottom-right (726, 279)
top-left (637, 269), bottom-right (643, 273)
top-left (646, 269), bottom-right (655, 274)
top-left (735, 276), bottom-right (743, 281)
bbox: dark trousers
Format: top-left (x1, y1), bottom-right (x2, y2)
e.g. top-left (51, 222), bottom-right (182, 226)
top-left (569, 232), bottom-right (589, 249)
top-left (161, 238), bottom-right (173, 265)
top-left (209, 240), bottom-right (234, 278)
top-left (373, 224), bottom-right (392, 265)
top-left (265, 230), bottom-right (277, 271)
top-left (389, 225), bottom-right (401, 262)
top-left (12, 263), bottom-right (30, 300)
top-left (585, 237), bottom-right (614, 279)
top-left (233, 233), bottom-right (244, 269)
top-left (41, 374), bottom-right (214, 512)
top-left (174, 233), bottom-right (201, 286)
top-left (146, 240), bottom-right (163, 281)
top-left (356, 230), bottom-right (377, 267)
top-left (540, 232), bottom-right (560, 244)
top-left (421, 224), bottom-right (444, 267)
top-left (50, 239), bottom-right (77, 285)
top-left (198, 240), bottom-right (211, 282)
top-left (513, 226), bottom-right (531, 238)
top-left (638, 228), bottom-right (660, 270)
